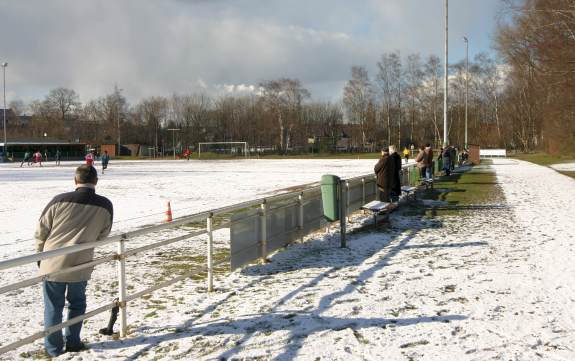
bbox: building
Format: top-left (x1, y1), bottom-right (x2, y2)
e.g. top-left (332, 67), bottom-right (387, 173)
top-left (0, 138), bottom-right (86, 161)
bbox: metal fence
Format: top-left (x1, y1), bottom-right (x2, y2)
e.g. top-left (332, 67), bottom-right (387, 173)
top-left (0, 161), bottom-right (429, 355)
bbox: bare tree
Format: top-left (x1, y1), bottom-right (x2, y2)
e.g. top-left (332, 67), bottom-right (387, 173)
top-left (135, 97), bottom-right (168, 155)
top-left (45, 88), bottom-right (80, 123)
top-left (343, 66), bottom-right (374, 149)
top-left (404, 54), bottom-right (423, 146)
top-left (259, 78), bottom-right (310, 153)
top-left (422, 55), bottom-right (443, 146)
top-left (376, 51), bottom-right (402, 146)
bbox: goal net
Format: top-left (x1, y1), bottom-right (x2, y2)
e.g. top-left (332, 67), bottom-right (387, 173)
top-left (197, 142), bottom-right (249, 159)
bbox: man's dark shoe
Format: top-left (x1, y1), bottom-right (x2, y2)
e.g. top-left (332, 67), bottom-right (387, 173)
top-left (65, 342), bottom-right (88, 353)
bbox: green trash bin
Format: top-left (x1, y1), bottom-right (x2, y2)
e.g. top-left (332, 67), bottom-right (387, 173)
top-left (410, 165), bottom-right (420, 185)
top-left (321, 174), bottom-right (340, 222)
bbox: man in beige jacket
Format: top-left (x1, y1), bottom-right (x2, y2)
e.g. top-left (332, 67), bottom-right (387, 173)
top-left (35, 165), bottom-right (113, 357)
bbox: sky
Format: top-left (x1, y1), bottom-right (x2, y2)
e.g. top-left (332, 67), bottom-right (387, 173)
top-left (0, 0), bottom-right (503, 105)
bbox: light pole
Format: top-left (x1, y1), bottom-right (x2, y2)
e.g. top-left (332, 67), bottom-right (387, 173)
top-left (443, 0), bottom-right (449, 147)
top-left (464, 36), bottom-right (469, 149)
top-left (1, 62), bottom-right (7, 160)
top-left (167, 128), bottom-right (180, 160)
top-left (117, 113), bottom-right (121, 157)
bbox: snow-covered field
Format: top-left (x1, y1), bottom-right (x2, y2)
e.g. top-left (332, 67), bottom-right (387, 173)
top-left (0, 159), bottom-right (377, 259)
top-left (1, 158), bottom-right (575, 360)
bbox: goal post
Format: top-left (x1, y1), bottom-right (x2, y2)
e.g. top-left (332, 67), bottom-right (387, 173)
top-left (197, 142), bottom-right (249, 159)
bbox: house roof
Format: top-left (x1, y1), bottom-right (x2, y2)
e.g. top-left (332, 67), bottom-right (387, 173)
top-left (0, 138), bottom-right (85, 146)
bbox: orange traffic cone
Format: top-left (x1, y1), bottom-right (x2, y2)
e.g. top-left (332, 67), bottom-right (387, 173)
top-left (165, 201), bottom-right (173, 222)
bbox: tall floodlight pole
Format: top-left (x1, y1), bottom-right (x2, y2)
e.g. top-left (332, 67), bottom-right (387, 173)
top-left (464, 36), bottom-right (469, 149)
top-left (2, 62), bottom-right (7, 159)
top-left (168, 128), bottom-right (180, 160)
top-left (117, 113), bottom-right (121, 157)
top-left (443, 0), bottom-right (449, 147)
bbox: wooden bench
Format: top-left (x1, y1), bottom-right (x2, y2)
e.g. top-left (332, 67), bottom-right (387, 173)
top-left (421, 178), bottom-right (434, 190)
top-left (401, 185), bottom-right (417, 200)
top-left (361, 200), bottom-right (397, 227)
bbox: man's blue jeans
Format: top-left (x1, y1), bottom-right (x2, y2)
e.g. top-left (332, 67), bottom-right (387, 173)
top-left (43, 280), bottom-right (87, 356)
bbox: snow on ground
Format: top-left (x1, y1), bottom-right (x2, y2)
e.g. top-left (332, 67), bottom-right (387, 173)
top-left (0, 159), bottom-right (379, 259)
top-left (2, 158), bottom-right (575, 360)
top-left (549, 162), bottom-right (575, 171)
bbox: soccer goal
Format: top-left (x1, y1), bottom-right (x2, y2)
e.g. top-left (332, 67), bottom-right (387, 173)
top-left (197, 142), bottom-right (249, 159)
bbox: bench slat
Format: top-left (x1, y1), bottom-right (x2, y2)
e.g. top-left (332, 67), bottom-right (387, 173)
top-left (361, 201), bottom-right (392, 212)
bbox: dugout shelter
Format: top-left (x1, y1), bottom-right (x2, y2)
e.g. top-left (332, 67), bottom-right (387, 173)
top-left (0, 138), bottom-right (86, 161)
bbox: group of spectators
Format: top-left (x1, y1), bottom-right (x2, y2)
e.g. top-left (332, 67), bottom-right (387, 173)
top-left (375, 143), bottom-right (470, 203)
top-left (375, 143), bottom-right (473, 202)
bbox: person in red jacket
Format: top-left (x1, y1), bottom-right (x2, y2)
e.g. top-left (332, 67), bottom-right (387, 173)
top-left (33, 151), bottom-right (43, 167)
top-left (85, 152), bottom-right (94, 166)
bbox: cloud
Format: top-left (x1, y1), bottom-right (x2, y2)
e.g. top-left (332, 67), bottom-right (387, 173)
top-left (0, 0), bottom-right (501, 104)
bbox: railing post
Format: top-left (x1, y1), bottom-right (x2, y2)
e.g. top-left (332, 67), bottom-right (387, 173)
top-left (260, 200), bottom-right (268, 263)
top-left (361, 178), bottom-right (365, 205)
top-left (117, 234), bottom-right (128, 337)
top-left (339, 179), bottom-right (347, 248)
top-left (298, 193), bottom-right (304, 242)
top-left (206, 213), bottom-right (214, 292)
top-left (345, 181), bottom-right (350, 222)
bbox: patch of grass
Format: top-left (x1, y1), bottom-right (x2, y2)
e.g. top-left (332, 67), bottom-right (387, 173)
top-left (511, 153), bottom-right (575, 166)
top-left (154, 248), bottom-right (229, 282)
top-left (510, 153), bottom-right (575, 179)
top-left (144, 311), bottom-right (158, 318)
top-left (18, 350), bottom-right (51, 360)
top-left (414, 163), bottom-right (505, 217)
top-left (399, 340), bottom-right (429, 348)
top-left (559, 171), bottom-right (575, 180)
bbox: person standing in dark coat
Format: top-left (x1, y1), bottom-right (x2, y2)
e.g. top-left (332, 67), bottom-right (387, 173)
top-left (374, 147), bottom-right (395, 202)
top-left (442, 146), bottom-right (451, 176)
top-left (424, 143), bottom-right (434, 179)
top-left (389, 145), bottom-right (402, 201)
top-left (414, 145), bottom-right (426, 179)
top-left (450, 146), bottom-right (457, 171)
top-left (101, 150), bottom-right (110, 173)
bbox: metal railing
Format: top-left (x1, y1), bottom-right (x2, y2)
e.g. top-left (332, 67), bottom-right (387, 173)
top-left (0, 161), bottom-right (428, 355)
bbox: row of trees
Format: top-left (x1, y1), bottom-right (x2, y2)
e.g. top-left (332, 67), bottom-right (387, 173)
top-left (6, 48), bottom-right (504, 154)
top-left (342, 51), bottom-right (504, 151)
top-left (495, 0), bottom-right (575, 154)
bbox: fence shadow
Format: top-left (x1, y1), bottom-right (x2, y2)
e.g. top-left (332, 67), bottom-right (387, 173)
top-left (88, 195), bottom-right (480, 360)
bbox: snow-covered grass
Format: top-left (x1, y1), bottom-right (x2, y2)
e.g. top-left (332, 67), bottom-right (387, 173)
top-left (0, 159), bottom-right (378, 259)
top-left (2, 158), bottom-right (575, 360)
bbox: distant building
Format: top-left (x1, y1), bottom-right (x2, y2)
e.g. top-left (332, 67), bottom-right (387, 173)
top-left (0, 138), bottom-right (86, 161)
top-left (0, 109), bottom-right (31, 127)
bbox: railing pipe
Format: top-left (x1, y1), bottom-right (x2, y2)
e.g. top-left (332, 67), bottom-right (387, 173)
top-left (0, 235), bottom-right (122, 271)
